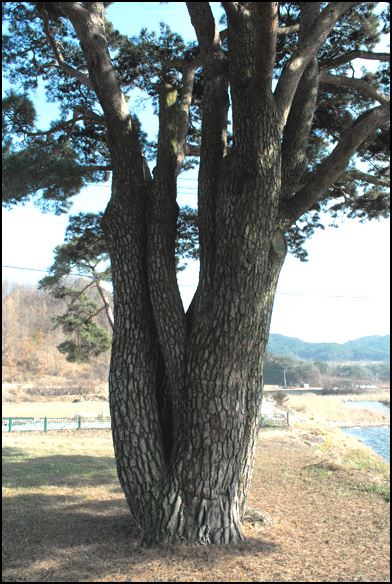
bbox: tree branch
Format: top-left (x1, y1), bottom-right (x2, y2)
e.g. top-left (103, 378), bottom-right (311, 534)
top-left (320, 71), bottom-right (390, 104)
top-left (280, 102), bottom-right (391, 226)
top-left (69, 281), bottom-right (95, 306)
top-left (176, 60), bottom-right (198, 175)
top-left (39, 4), bottom-right (93, 91)
top-left (274, 2), bottom-right (363, 131)
top-left (88, 304), bottom-right (106, 321)
top-left (186, 2), bottom-right (224, 54)
top-left (186, 2), bottom-right (229, 291)
top-left (320, 50), bottom-right (390, 72)
top-left (281, 3), bottom-right (321, 198)
top-left (54, 1), bottom-right (133, 141)
top-left (277, 23), bottom-right (300, 36)
top-left (185, 143), bottom-right (201, 157)
top-left (220, 2), bottom-right (239, 21)
top-left (253, 3), bottom-right (279, 93)
top-left (343, 169), bottom-right (390, 188)
top-left (8, 108), bottom-right (106, 146)
top-left (8, 112), bottom-right (83, 139)
top-left (82, 2), bottom-right (105, 18)
top-left (95, 278), bottom-right (114, 329)
top-left (84, 165), bottom-right (112, 172)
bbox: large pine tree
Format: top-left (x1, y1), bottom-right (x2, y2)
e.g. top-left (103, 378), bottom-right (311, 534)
top-left (2, 2), bottom-right (390, 545)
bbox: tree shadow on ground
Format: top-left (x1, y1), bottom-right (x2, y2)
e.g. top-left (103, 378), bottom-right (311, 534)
top-left (2, 446), bottom-right (117, 488)
top-left (3, 450), bottom-right (280, 582)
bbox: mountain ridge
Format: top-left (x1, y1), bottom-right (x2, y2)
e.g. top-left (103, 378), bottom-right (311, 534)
top-left (267, 334), bottom-right (390, 362)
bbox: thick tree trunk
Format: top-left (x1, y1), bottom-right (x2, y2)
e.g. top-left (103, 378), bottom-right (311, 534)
top-left (50, 0), bottom-right (389, 546)
top-left (70, 0), bottom-right (287, 546)
top-left (104, 246), bottom-right (284, 545)
top-left (102, 118), bottom-right (285, 545)
top-left (100, 39), bottom-right (286, 543)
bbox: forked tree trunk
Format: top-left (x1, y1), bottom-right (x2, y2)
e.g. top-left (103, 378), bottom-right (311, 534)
top-left (68, 0), bottom-right (285, 545)
top-left (47, 0), bottom-right (389, 545)
top-left (104, 223), bottom-right (285, 544)
top-left (102, 107), bottom-right (286, 544)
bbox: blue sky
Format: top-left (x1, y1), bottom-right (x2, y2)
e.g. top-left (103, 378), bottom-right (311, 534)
top-left (2, 2), bottom-right (390, 344)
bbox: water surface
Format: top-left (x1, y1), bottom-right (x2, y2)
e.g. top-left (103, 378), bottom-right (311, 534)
top-left (341, 426), bottom-right (390, 463)
top-left (343, 400), bottom-right (390, 413)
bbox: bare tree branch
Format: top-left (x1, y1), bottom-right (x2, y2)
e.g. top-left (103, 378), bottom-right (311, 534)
top-left (281, 3), bottom-right (321, 198)
top-left (253, 3), bottom-right (279, 93)
top-left (39, 4), bottom-right (93, 91)
top-left (95, 279), bottom-right (114, 330)
top-left (176, 60), bottom-right (199, 175)
top-left (320, 71), bottom-right (390, 104)
top-left (320, 50), bottom-right (390, 72)
top-left (277, 23), bottom-right (301, 36)
top-left (54, 2), bottom-right (132, 137)
top-left (274, 2), bottom-right (363, 131)
top-left (186, 1), bottom-right (229, 291)
top-left (280, 102), bottom-right (391, 226)
top-left (343, 169), bottom-right (390, 188)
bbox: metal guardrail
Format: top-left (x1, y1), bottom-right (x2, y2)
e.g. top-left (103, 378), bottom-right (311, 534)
top-left (260, 411), bottom-right (289, 428)
top-left (2, 416), bottom-right (111, 432)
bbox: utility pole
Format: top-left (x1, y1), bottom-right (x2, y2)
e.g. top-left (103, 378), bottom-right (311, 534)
top-left (283, 369), bottom-right (287, 387)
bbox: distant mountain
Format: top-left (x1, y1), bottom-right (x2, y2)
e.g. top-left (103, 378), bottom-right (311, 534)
top-left (267, 334), bottom-right (390, 362)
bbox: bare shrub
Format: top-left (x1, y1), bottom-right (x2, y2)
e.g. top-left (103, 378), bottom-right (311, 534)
top-left (271, 390), bottom-right (289, 407)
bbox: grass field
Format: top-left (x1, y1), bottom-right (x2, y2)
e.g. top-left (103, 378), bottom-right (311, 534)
top-left (2, 412), bottom-right (390, 582)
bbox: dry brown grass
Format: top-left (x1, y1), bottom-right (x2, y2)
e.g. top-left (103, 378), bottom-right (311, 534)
top-left (286, 391), bottom-right (390, 426)
top-left (2, 420), bottom-right (390, 582)
top-left (2, 381), bottom-right (109, 405)
top-left (2, 400), bottom-right (110, 419)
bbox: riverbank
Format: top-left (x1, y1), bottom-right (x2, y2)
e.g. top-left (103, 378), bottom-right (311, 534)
top-left (284, 392), bottom-right (390, 463)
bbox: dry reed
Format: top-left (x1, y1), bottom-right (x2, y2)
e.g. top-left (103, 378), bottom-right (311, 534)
top-left (286, 391), bottom-right (390, 426)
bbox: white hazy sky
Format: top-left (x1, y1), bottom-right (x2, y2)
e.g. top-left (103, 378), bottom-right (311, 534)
top-left (2, 2), bottom-right (390, 344)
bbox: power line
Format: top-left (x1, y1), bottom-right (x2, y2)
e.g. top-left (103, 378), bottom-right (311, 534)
top-left (2, 265), bottom-right (373, 298)
top-left (1, 265), bottom-right (196, 289)
top-left (3, 217), bottom-right (69, 225)
top-left (2, 265), bottom-right (95, 279)
top-left (276, 292), bottom-right (371, 298)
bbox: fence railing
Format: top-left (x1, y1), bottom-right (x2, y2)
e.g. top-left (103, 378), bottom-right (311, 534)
top-left (2, 416), bottom-right (111, 433)
top-left (3, 411), bottom-right (289, 433)
top-left (260, 411), bottom-right (289, 428)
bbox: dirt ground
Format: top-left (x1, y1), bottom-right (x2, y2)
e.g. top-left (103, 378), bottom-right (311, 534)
top-left (2, 425), bottom-right (390, 582)
top-left (244, 429), bottom-right (390, 582)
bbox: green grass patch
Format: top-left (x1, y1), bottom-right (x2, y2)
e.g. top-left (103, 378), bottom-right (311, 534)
top-left (356, 482), bottom-right (390, 503)
top-left (344, 448), bottom-right (390, 475)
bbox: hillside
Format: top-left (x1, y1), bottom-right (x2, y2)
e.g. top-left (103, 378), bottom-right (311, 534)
top-left (2, 280), bottom-right (389, 388)
top-left (267, 334), bottom-right (390, 362)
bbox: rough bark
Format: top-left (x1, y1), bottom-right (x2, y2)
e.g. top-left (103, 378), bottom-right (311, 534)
top-left (50, 1), bottom-right (389, 545)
